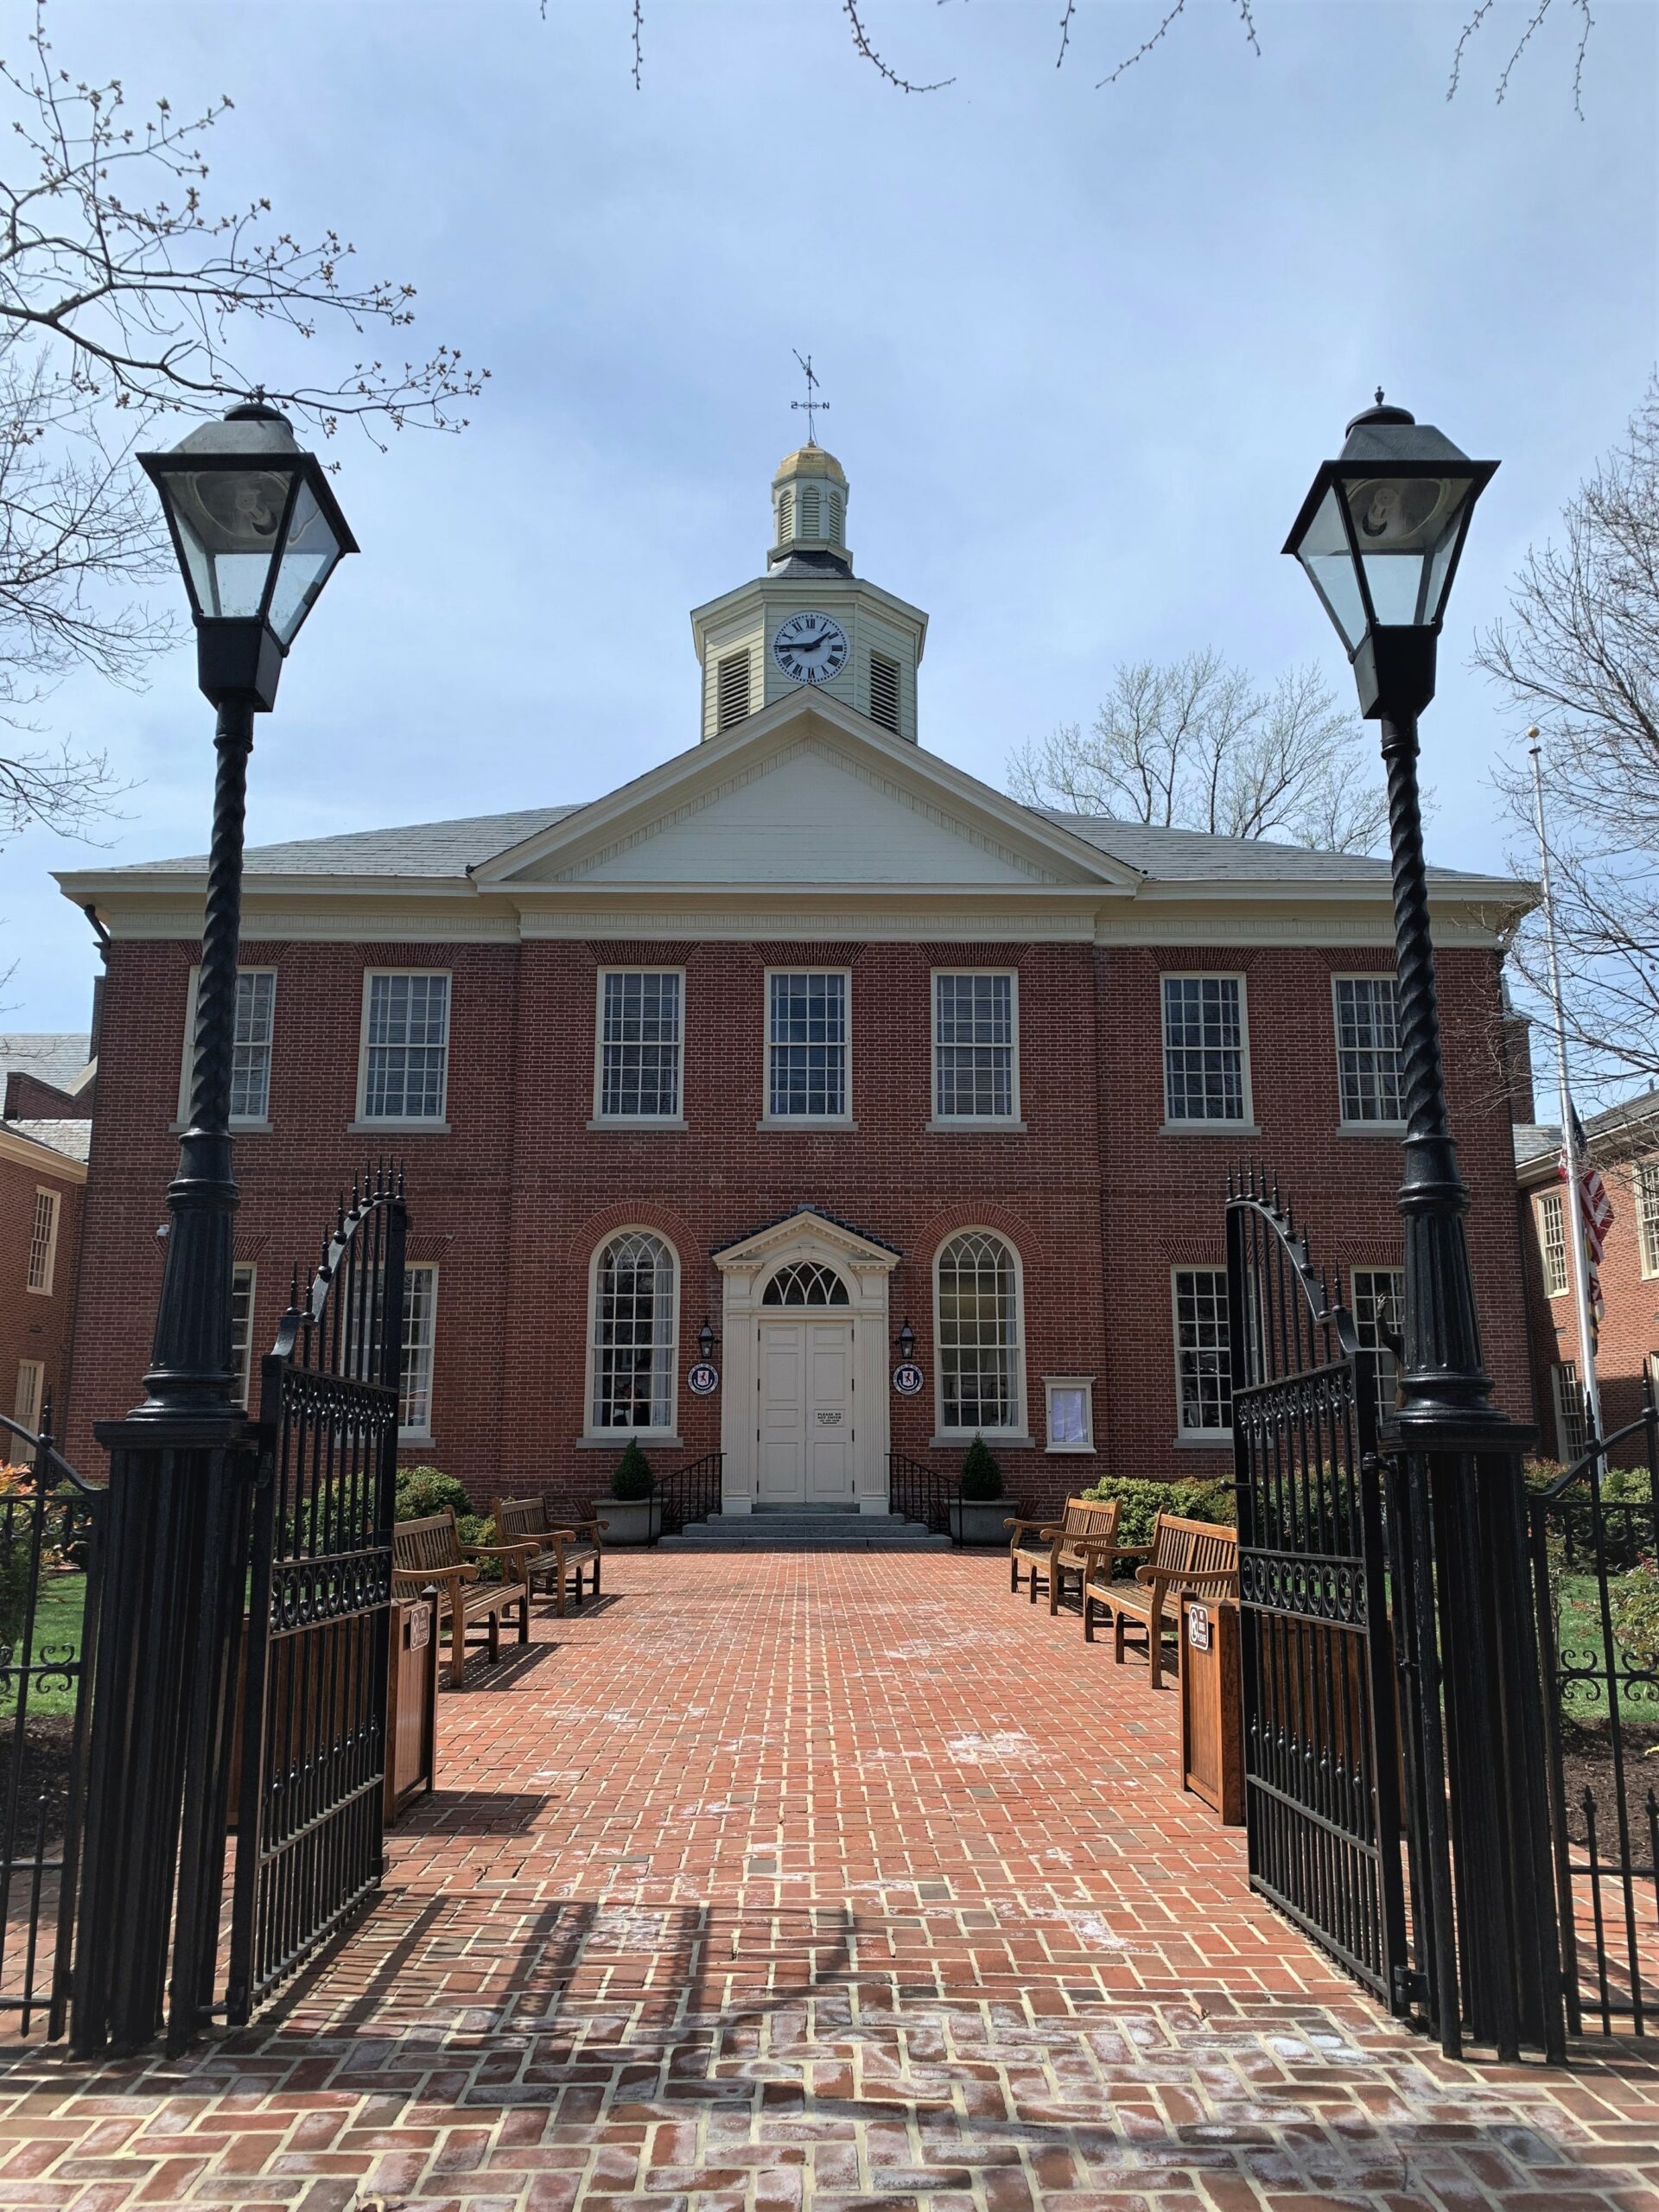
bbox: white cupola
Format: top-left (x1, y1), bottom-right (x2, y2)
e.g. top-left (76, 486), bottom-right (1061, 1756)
top-left (770, 444), bottom-right (852, 572)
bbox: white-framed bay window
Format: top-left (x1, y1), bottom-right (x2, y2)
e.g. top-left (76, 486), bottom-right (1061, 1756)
top-left (356, 970), bottom-right (450, 1128)
top-left (1161, 974), bottom-right (1253, 1128)
top-left (934, 1229), bottom-right (1026, 1440)
top-left (1172, 1266), bottom-right (1233, 1440)
top-left (178, 967), bottom-right (276, 1128)
top-left (931, 969), bottom-right (1020, 1127)
top-left (1044, 1376), bottom-right (1095, 1453)
top-left (1332, 975), bottom-right (1404, 1127)
top-left (762, 969), bottom-right (851, 1125)
top-left (593, 968), bottom-right (684, 1124)
top-left (588, 1230), bottom-right (678, 1437)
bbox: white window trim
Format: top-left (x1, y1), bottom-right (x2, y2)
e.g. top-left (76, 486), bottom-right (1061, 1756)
top-left (400, 1261), bottom-right (440, 1443)
top-left (1043, 1375), bottom-right (1095, 1454)
top-left (1331, 973), bottom-right (1407, 1133)
top-left (231, 1262), bottom-right (257, 1412)
top-left (1170, 1263), bottom-right (1234, 1443)
top-left (929, 967), bottom-right (1024, 1130)
top-left (590, 966), bottom-right (687, 1128)
top-left (1160, 971), bottom-right (1257, 1134)
top-left (931, 1226), bottom-right (1030, 1444)
top-left (1536, 1187), bottom-right (1568, 1300)
top-left (353, 968), bottom-right (453, 1134)
top-left (1551, 1360), bottom-right (1589, 1464)
top-left (13, 1357), bottom-right (44, 1430)
top-left (25, 1185), bottom-right (60, 1296)
top-left (1636, 1157), bottom-right (1659, 1281)
top-left (758, 966), bottom-right (855, 1129)
top-left (583, 1228), bottom-right (681, 1443)
top-left (175, 965), bottom-right (278, 1133)
top-left (1351, 1264), bottom-right (1404, 1422)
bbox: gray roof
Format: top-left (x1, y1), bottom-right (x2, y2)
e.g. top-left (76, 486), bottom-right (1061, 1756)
top-left (92, 800), bottom-right (1520, 893)
top-left (1585, 1085), bottom-right (1659, 1150)
top-left (0, 1033), bottom-right (93, 1090)
top-left (4, 1119), bottom-right (91, 1164)
top-left (1514, 1122), bottom-right (1561, 1170)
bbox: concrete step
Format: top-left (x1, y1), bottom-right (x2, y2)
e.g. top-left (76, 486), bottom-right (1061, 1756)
top-left (660, 1512), bottom-right (951, 1551)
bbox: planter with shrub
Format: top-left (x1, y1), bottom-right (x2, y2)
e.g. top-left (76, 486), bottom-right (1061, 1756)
top-left (594, 1440), bottom-right (661, 1545)
top-left (950, 1434), bottom-right (1014, 1548)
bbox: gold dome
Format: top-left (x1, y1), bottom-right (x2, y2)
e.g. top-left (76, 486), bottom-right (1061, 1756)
top-left (773, 444), bottom-right (848, 486)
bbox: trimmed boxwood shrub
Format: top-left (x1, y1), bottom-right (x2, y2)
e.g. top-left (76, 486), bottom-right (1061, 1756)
top-left (959, 1435), bottom-right (1004, 1502)
top-left (611, 1440), bottom-right (655, 1501)
top-left (1077, 1474), bottom-right (1236, 1553)
top-left (393, 1463), bottom-right (498, 1577)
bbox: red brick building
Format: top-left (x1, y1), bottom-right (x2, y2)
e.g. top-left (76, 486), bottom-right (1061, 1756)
top-left (1, 1033), bottom-right (93, 1455)
top-left (1516, 1088), bottom-right (1659, 1466)
top-left (57, 444), bottom-right (1539, 1521)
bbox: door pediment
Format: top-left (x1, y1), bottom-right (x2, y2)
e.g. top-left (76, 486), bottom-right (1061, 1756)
top-left (713, 1205), bottom-right (900, 1287)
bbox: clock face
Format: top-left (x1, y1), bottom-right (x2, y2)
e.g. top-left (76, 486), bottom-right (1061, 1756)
top-left (773, 611), bottom-right (849, 686)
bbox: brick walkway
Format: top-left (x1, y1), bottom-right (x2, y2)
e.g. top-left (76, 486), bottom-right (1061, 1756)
top-left (4, 1552), bottom-right (1659, 2211)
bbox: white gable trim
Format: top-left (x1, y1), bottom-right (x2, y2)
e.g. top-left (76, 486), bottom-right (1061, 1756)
top-left (713, 1207), bottom-right (900, 1279)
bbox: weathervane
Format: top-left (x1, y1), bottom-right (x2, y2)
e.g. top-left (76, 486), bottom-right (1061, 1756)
top-left (791, 351), bottom-right (829, 445)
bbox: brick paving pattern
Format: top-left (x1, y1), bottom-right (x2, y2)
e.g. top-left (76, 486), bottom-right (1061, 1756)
top-left (3, 1551), bottom-right (1658, 2210)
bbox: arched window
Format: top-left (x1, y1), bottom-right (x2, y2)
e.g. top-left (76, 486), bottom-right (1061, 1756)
top-left (935, 1230), bottom-right (1023, 1434)
top-left (589, 1230), bottom-right (677, 1433)
top-left (800, 484), bottom-right (821, 538)
top-left (777, 486), bottom-right (794, 544)
top-left (762, 1261), bottom-right (849, 1307)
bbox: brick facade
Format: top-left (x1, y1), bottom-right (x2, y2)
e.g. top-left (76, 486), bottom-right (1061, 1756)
top-left (1, 1139), bottom-right (84, 1456)
top-left (64, 927), bottom-right (1535, 1522)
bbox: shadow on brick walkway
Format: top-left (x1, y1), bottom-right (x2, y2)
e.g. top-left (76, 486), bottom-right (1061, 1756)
top-left (3, 1552), bottom-right (1658, 2209)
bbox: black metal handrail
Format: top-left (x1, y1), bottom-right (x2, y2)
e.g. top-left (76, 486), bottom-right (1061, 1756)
top-left (887, 1452), bottom-right (959, 1540)
top-left (657, 1452), bottom-right (723, 1538)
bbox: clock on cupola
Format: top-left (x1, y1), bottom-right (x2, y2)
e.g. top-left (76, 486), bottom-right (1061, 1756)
top-left (690, 442), bottom-right (928, 743)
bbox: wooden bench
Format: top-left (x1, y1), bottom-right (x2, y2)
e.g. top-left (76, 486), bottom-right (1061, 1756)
top-left (493, 1496), bottom-right (605, 1617)
top-left (392, 1509), bottom-right (531, 1688)
top-left (1007, 1496), bottom-right (1127, 1614)
top-left (1083, 1514), bottom-right (1239, 1689)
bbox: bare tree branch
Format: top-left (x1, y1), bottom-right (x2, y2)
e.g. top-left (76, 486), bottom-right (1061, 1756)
top-left (841, 1), bottom-right (955, 93)
top-left (1007, 652), bottom-right (1388, 854)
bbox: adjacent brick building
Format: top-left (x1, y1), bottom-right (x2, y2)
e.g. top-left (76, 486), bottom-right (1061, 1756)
top-left (57, 443), bottom-right (1540, 1520)
top-left (1, 1033), bottom-right (94, 1455)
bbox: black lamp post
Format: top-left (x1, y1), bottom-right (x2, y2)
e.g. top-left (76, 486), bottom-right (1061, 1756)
top-left (1285, 396), bottom-right (1500, 1439)
top-left (132, 402), bottom-right (356, 1421)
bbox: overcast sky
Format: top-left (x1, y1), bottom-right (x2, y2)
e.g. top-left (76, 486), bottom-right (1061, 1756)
top-left (3, 0), bottom-right (1655, 1038)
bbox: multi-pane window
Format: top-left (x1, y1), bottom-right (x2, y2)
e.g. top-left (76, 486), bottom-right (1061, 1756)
top-left (936, 1230), bottom-right (1022, 1434)
top-left (1537, 1188), bottom-right (1568, 1298)
top-left (590, 1231), bottom-right (677, 1433)
top-left (1351, 1267), bottom-right (1404, 1425)
top-left (362, 972), bottom-right (449, 1122)
top-left (230, 1263), bottom-right (257, 1409)
top-left (1334, 976), bottom-right (1403, 1124)
top-left (1637, 1159), bottom-right (1659, 1279)
top-left (25, 1188), bottom-right (59, 1294)
top-left (1162, 976), bottom-right (1248, 1124)
top-left (1173, 1268), bottom-right (1232, 1435)
top-left (598, 971), bottom-right (683, 1120)
top-left (180, 969), bottom-right (276, 1123)
top-left (1553, 1361), bottom-right (1589, 1463)
top-left (400, 1264), bottom-right (439, 1436)
top-left (933, 973), bottom-right (1016, 1122)
top-left (767, 971), bottom-right (848, 1119)
top-left (12, 1359), bottom-right (43, 1464)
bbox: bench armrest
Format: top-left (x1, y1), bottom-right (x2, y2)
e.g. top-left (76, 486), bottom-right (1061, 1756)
top-left (464, 1540), bottom-right (540, 1561)
top-left (1179, 1568), bottom-right (1240, 1597)
top-left (393, 1564), bottom-right (467, 1601)
top-left (563, 1520), bottom-right (605, 1538)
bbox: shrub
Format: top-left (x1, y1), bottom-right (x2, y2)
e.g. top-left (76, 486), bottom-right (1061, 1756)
top-left (611, 1440), bottom-right (655, 1500)
top-left (1077, 1474), bottom-right (1236, 1551)
top-left (959, 1435), bottom-right (1004, 1502)
top-left (395, 1465), bottom-right (473, 1522)
top-left (1610, 1556), bottom-right (1659, 1676)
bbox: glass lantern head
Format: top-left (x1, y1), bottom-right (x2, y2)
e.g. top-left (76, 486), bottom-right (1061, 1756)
top-left (698, 1319), bottom-right (715, 1362)
top-left (1284, 401), bottom-right (1497, 655)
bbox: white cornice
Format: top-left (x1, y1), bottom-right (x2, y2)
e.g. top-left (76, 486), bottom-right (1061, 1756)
top-left (0, 1125), bottom-right (87, 1181)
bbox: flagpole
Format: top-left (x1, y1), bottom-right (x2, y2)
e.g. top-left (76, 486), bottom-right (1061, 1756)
top-left (1529, 728), bottom-right (1604, 1452)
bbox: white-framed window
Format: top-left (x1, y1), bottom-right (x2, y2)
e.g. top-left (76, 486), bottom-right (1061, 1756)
top-left (1044, 1376), bottom-right (1094, 1453)
top-left (230, 1263), bottom-right (257, 1409)
top-left (765, 969), bottom-right (849, 1122)
top-left (1637, 1158), bottom-right (1659, 1280)
top-left (935, 1230), bottom-right (1025, 1436)
top-left (1351, 1267), bottom-right (1404, 1426)
top-left (594, 969), bottom-right (683, 1122)
top-left (359, 971), bottom-right (450, 1124)
top-left (399, 1263), bottom-right (439, 1439)
top-left (588, 1230), bottom-right (678, 1436)
top-left (1173, 1267), bottom-right (1232, 1437)
top-left (932, 971), bottom-right (1019, 1124)
top-left (1333, 975), bottom-right (1403, 1126)
top-left (1536, 1188), bottom-right (1568, 1298)
top-left (1552, 1360), bottom-right (1589, 1463)
top-left (25, 1187), bottom-right (60, 1295)
top-left (12, 1358), bottom-right (44, 1460)
top-left (179, 967), bottom-right (276, 1126)
top-left (1162, 975), bottom-right (1251, 1126)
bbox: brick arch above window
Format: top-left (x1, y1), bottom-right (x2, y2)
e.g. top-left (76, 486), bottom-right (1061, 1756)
top-left (912, 1198), bottom-right (1035, 1262)
top-left (562, 1201), bottom-right (700, 1274)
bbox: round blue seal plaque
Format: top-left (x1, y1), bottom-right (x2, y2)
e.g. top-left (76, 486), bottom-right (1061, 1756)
top-left (893, 1362), bottom-right (925, 1397)
top-left (687, 1360), bottom-right (719, 1396)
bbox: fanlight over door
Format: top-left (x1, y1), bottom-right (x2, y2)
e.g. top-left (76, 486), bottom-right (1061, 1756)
top-left (763, 1262), bottom-right (849, 1307)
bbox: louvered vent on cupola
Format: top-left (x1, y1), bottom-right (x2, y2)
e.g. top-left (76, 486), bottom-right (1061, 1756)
top-left (800, 485), bottom-right (821, 537)
top-left (777, 487), bottom-right (794, 544)
top-left (868, 651), bottom-right (901, 734)
top-left (716, 649), bottom-right (752, 729)
top-left (828, 492), bottom-right (844, 544)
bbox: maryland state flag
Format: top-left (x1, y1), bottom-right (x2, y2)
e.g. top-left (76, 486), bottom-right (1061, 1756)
top-left (1559, 1099), bottom-right (1614, 1343)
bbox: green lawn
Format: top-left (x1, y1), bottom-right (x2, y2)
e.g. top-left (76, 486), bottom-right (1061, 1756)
top-left (3, 1573), bottom-right (88, 1719)
top-left (1554, 1573), bottom-right (1659, 1727)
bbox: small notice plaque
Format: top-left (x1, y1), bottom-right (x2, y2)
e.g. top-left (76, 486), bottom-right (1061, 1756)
top-left (893, 1362), bottom-right (925, 1397)
top-left (688, 1361), bottom-right (719, 1396)
top-left (409, 1603), bottom-right (431, 1651)
top-left (1186, 1603), bottom-right (1211, 1652)
top-left (816, 1409), bottom-right (843, 1427)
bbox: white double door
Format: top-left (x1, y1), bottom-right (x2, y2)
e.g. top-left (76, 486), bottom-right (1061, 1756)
top-left (757, 1319), bottom-right (855, 1504)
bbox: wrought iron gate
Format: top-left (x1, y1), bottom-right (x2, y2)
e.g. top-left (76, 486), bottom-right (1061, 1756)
top-left (227, 1167), bottom-right (408, 2024)
top-left (1226, 1175), bottom-right (1413, 2012)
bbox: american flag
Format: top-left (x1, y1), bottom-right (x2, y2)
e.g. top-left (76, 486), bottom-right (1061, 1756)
top-left (1559, 1098), bottom-right (1615, 1332)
